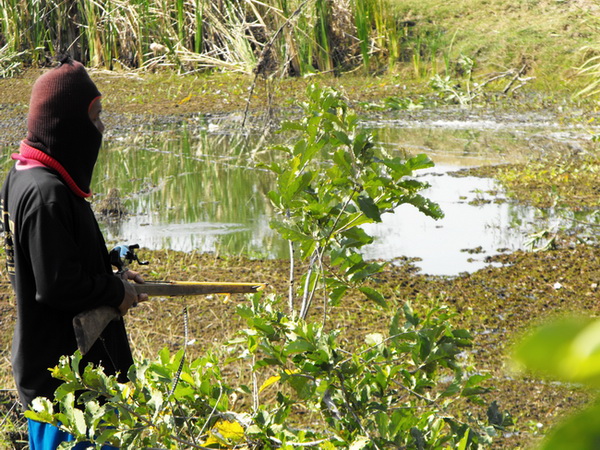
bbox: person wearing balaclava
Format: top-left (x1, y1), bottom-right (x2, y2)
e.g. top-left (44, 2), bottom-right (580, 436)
top-left (0, 56), bottom-right (147, 449)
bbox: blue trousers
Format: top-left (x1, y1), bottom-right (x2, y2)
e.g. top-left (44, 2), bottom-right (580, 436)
top-left (28, 419), bottom-right (118, 450)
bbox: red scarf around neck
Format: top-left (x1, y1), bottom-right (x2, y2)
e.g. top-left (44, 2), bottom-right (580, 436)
top-left (12, 141), bottom-right (92, 198)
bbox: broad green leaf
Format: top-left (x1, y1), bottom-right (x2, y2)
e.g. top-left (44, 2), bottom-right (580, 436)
top-left (257, 161), bottom-right (283, 174)
top-left (356, 193), bottom-right (381, 221)
top-left (457, 430), bottom-right (470, 450)
top-left (333, 148), bottom-right (353, 175)
top-left (401, 194), bottom-right (444, 219)
top-left (25, 397), bottom-right (55, 424)
top-left (384, 157), bottom-right (412, 178)
top-left (403, 302), bottom-right (420, 327)
top-left (280, 121), bottom-right (306, 132)
top-left (350, 261), bottom-right (385, 282)
top-left (70, 351), bottom-right (82, 375)
top-left (352, 132), bottom-right (372, 159)
top-left (339, 228), bottom-right (373, 250)
top-left (284, 339), bottom-right (316, 355)
top-left (236, 304), bottom-right (253, 319)
top-left (462, 373), bottom-right (492, 397)
top-left (148, 364), bottom-right (172, 383)
top-left (73, 407), bottom-right (86, 436)
top-left (95, 429), bottom-right (118, 447)
top-left (406, 153), bottom-right (435, 171)
top-left (349, 435), bottom-right (371, 450)
top-left (253, 319), bottom-right (276, 336)
top-left (266, 190), bottom-right (282, 208)
top-left (179, 371), bottom-right (195, 386)
top-left (54, 382), bottom-right (80, 401)
top-left (288, 374), bottom-right (315, 400)
top-left (270, 221), bottom-right (310, 242)
top-left (284, 171), bottom-right (313, 202)
top-left (359, 286), bottom-right (388, 308)
top-left (375, 412), bottom-right (389, 437)
top-left (441, 381), bottom-right (462, 397)
top-left (328, 285), bottom-right (348, 307)
top-left (336, 213), bottom-right (373, 235)
top-left (512, 316), bottom-right (600, 384)
top-left (453, 329), bottom-right (473, 340)
top-left (540, 402), bottom-right (600, 450)
top-left (333, 130), bottom-right (351, 146)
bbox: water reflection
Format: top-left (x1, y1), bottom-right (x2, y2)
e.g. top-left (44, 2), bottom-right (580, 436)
top-left (363, 167), bottom-right (534, 275)
top-left (95, 124), bottom-right (288, 258)
top-left (2, 114), bottom-right (592, 276)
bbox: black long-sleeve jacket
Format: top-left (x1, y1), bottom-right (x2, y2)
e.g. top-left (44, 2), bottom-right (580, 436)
top-left (1, 165), bottom-right (133, 408)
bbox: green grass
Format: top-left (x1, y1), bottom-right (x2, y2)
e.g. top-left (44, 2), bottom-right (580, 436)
top-left (388, 0), bottom-right (598, 94)
top-left (0, 0), bottom-right (596, 98)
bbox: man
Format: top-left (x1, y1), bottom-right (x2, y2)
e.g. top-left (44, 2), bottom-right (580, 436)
top-left (1, 55), bottom-right (146, 449)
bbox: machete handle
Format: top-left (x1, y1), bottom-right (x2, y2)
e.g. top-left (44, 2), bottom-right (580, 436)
top-left (73, 305), bottom-right (121, 355)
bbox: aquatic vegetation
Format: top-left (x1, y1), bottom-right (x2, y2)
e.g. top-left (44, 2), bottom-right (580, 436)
top-left (2, 238), bottom-right (600, 448)
top-left (494, 155), bottom-right (600, 210)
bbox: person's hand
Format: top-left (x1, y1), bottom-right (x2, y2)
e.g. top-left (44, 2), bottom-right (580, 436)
top-left (117, 270), bottom-right (149, 315)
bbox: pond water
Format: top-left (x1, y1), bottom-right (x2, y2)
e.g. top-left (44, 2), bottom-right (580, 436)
top-left (4, 109), bottom-right (597, 276)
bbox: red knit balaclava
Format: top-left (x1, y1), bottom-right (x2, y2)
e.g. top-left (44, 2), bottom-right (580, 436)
top-left (24, 57), bottom-right (102, 195)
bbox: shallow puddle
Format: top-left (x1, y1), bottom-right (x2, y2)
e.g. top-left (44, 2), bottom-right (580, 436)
top-left (2, 111), bottom-right (595, 276)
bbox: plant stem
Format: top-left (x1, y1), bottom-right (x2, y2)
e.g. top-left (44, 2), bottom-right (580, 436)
top-left (288, 238), bottom-right (295, 315)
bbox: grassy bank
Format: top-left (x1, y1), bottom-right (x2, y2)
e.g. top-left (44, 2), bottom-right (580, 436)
top-left (0, 0), bottom-right (599, 101)
top-left (389, 0), bottom-right (600, 94)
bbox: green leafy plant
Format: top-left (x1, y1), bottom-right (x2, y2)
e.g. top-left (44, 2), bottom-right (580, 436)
top-left (231, 294), bottom-right (499, 448)
top-left (513, 316), bottom-right (600, 449)
top-left (262, 83), bottom-right (443, 319)
top-left (429, 55), bottom-right (478, 106)
top-left (26, 348), bottom-right (238, 449)
top-left (28, 295), bottom-right (499, 448)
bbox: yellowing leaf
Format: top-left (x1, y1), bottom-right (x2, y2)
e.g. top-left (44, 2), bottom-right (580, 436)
top-left (202, 419), bottom-right (245, 446)
top-left (215, 419), bottom-right (244, 440)
top-left (180, 371), bottom-right (195, 385)
top-left (259, 374), bottom-right (281, 393)
top-left (259, 369), bottom-right (300, 392)
top-left (201, 434), bottom-right (221, 447)
top-left (177, 93), bottom-right (193, 105)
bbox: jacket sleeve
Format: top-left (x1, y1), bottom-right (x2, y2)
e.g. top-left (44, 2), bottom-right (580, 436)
top-left (18, 196), bottom-right (125, 313)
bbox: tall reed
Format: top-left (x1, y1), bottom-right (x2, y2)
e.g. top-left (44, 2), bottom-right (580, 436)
top-left (0, 0), bottom-right (437, 77)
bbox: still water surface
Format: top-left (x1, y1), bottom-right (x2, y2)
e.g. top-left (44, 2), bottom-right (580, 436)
top-left (73, 112), bottom-right (600, 275)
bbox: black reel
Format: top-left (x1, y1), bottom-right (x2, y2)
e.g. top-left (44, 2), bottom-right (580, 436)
top-left (109, 244), bottom-right (149, 273)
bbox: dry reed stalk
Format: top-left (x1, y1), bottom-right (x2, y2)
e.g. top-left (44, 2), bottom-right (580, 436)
top-left (1, 0), bottom-right (395, 75)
